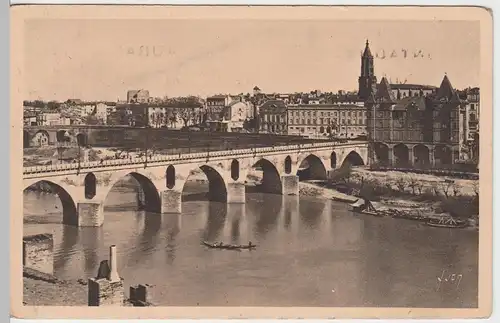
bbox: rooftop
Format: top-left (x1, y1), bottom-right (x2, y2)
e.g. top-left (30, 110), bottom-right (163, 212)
top-left (390, 84), bottom-right (437, 90)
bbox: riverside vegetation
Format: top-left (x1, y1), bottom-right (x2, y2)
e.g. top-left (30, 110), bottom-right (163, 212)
top-left (318, 164), bottom-right (479, 228)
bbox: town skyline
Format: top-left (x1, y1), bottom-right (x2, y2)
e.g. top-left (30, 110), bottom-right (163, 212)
top-left (24, 19), bottom-right (479, 101)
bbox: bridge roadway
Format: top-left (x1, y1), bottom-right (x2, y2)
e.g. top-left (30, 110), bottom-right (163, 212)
top-left (23, 141), bottom-right (369, 227)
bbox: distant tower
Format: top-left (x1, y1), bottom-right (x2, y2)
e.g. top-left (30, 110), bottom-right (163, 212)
top-left (358, 40), bottom-right (378, 100)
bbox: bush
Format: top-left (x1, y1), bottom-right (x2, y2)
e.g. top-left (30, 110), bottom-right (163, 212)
top-left (439, 196), bottom-right (479, 219)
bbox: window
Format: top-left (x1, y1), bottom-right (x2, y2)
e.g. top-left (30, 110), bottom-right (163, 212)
top-left (334, 112), bottom-right (338, 117)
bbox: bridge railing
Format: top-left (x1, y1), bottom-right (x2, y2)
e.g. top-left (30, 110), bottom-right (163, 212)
top-left (23, 141), bottom-right (367, 175)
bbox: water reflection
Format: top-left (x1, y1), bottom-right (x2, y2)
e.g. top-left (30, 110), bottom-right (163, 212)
top-left (299, 198), bottom-right (326, 230)
top-left (282, 196), bottom-right (299, 232)
top-left (80, 226), bottom-right (103, 272)
top-left (254, 194), bottom-right (282, 239)
top-left (54, 225), bottom-right (79, 272)
top-left (127, 211), bottom-right (161, 266)
top-left (226, 204), bottom-right (245, 244)
top-left (202, 202), bottom-right (227, 242)
top-left (165, 213), bottom-right (181, 265)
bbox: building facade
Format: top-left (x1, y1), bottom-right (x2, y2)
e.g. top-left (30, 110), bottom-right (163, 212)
top-left (287, 103), bottom-right (367, 139)
top-left (258, 100), bottom-right (287, 134)
top-left (366, 75), bottom-right (466, 168)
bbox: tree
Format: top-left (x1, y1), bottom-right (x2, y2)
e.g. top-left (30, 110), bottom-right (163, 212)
top-left (414, 181), bottom-right (424, 195)
top-left (178, 107), bottom-right (201, 128)
top-left (84, 115), bottom-right (103, 125)
top-left (166, 108), bottom-right (178, 128)
top-left (395, 176), bottom-right (408, 192)
top-left (47, 101), bottom-right (61, 111)
top-left (408, 175), bottom-right (419, 195)
top-left (439, 180), bottom-right (454, 198)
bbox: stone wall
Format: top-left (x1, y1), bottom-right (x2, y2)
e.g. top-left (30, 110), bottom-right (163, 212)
top-left (23, 233), bottom-right (54, 275)
top-left (88, 278), bottom-right (125, 306)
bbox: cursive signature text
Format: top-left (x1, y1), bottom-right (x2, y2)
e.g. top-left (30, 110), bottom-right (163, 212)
top-left (436, 269), bottom-right (462, 291)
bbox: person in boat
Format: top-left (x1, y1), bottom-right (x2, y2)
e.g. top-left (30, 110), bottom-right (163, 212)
top-left (248, 241), bottom-right (253, 248)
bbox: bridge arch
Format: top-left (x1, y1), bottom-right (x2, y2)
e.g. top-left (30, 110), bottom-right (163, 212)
top-left (434, 144), bottom-right (452, 166)
top-left (56, 130), bottom-right (70, 143)
top-left (84, 172), bottom-right (97, 199)
top-left (373, 142), bottom-right (389, 165)
top-left (393, 143), bottom-right (409, 167)
top-left (76, 133), bottom-right (88, 147)
top-left (166, 165), bottom-right (176, 189)
top-left (414, 144), bottom-right (430, 167)
top-left (32, 130), bottom-right (50, 147)
top-left (104, 172), bottom-right (162, 213)
top-left (340, 150), bottom-right (365, 168)
top-left (182, 164), bottom-right (228, 202)
top-left (297, 154), bottom-right (327, 181)
top-left (249, 158), bottom-right (283, 194)
top-left (23, 180), bottom-right (78, 226)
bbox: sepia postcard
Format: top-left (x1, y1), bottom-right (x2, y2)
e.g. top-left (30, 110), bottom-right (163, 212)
top-left (10, 5), bottom-right (493, 319)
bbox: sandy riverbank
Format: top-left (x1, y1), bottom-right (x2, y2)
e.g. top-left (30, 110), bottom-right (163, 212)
top-left (23, 268), bottom-right (146, 307)
top-left (23, 273), bottom-right (87, 306)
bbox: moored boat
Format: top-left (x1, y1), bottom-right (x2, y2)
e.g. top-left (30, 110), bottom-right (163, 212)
top-left (426, 217), bottom-right (468, 228)
top-left (350, 198), bottom-right (382, 217)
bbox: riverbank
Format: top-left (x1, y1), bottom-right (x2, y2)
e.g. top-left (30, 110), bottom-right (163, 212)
top-left (23, 270), bottom-right (87, 306)
top-left (23, 268), bottom-right (145, 306)
top-left (299, 180), bottom-right (478, 229)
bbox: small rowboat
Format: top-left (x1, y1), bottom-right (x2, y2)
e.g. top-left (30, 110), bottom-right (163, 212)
top-left (202, 241), bottom-right (257, 250)
top-left (426, 217), bottom-right (468, 229)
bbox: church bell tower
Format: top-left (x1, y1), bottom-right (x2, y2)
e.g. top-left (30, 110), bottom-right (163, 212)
top-left (358, 40), bottom-right (378, 100)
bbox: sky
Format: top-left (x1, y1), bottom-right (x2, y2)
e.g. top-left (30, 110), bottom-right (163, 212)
top-left (24, 19), bottom-right (480, 101)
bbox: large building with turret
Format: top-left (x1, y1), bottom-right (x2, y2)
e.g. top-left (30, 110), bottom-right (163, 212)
top-left (363, 41), bottom-right (478, 170)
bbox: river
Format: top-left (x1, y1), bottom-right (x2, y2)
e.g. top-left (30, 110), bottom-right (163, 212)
top-left (23, 178), bottom-right (478, 308)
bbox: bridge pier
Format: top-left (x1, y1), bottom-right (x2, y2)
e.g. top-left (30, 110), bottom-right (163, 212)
top-left (77, 200), bottom-right (104, 227)
top-left (226, 182), bottom-right (245, 204)
top-left (160, 189), bottom-right (182, 214)
top-left (281, 175), bottom-right (299, 196)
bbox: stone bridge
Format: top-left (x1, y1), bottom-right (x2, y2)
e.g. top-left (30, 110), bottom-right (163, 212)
top-left (23, 141), bottom-right (368, 227)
